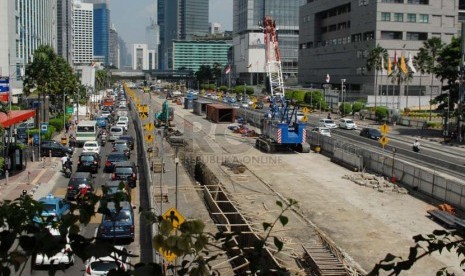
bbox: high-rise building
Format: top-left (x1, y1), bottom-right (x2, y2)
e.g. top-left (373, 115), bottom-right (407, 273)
top-left (118, 36), bottom-right (129, 68)
top-left (132, 44), bottom-right (148, 70)
top-left (146, 19), bottom-right (160, 69)
top-left (72, 1), bottom-right (93, 65)
top-left (158, 0), bottom-right (210, 69)
top-left (233, 0), bottom-right (305, 85)
top-left (172, 40), bottom-right (232, 72)
top-left (84, 0), bottom-right (110, 65)
top-left (0, 0), bottom-right (57, 95)
top-left (109, 25), bottom-right (119, 68)
top-left (298, 0), bottom-right (460, 107)
top-left (57, 0), bottom-right (74, 65)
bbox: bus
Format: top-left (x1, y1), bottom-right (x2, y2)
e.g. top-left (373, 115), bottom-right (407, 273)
top-left (75, 120), bottom-right (98, 147)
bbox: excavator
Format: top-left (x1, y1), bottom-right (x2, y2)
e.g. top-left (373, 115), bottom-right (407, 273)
top-left (255, 16), bottom-right (310, 153)
top-left (155, 100), bottom-right (174, 128)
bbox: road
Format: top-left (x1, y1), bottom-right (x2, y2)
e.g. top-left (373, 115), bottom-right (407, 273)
top-left (21, 106), bottom-right (145, 275)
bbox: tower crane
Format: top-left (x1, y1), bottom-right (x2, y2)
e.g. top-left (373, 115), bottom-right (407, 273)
top-left (255, 16), bottom-right (310, 153)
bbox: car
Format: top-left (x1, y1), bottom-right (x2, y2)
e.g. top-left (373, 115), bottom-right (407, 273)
top-left (339, 118), bottom-right (357, 130)
top-left (102, 180), bottom-right (131, 202)
top-left (118, 135), bottom-right (134, 150)
top-left (117, 116), bottom-right (129, 124)
top-left (100, 110), bottom-right (111, 118)
top-left (360, 127), bottom-right (382, 140)
top-left (112, 161), bottom-right (138, 188)
top-left (33, 194), bottom-right (71, 224)
top-left (118, 101), bottom-right (127, 108)
top-left (40, 140), bottom-right (74, 157)
top-left (34, 226), bottom-right (74, 267)
top-left (109, 126), bottom-right (124, 142)
top-left (82, 141), bottom-right (101, 154)
top-left (77, 152), bottom-right (101, 173)
top-left (65, 172), bottom-right (95, 200)
top-left (112, 141), bottom-right (131, 157)
top-left (84, 246), bottom-right (131, 275)
top-left (18, 121), bottom-right (35, 129)
top-left (318, 119), bottom-right (338, 129)
top-left (312, 127), bottom-right (332, 137)
top-left (104, 152), bottom-right (129, 173)
top-left (115, 121), bottom-right (128, 132)
top-left (96, 116), bottom-right (109, 128)
top-left (97, 201), bottom-right (135, 241)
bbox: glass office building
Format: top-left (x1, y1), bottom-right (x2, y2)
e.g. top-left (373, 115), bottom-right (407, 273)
top-left (233, 0), bottom-right (305, 83)
top-left (92, 3), bottom-right (110, 65)
top-left (172, 40), bottom-right (231, 72)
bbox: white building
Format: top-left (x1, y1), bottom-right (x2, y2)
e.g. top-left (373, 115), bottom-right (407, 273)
top-left (145, 19), bottom-right (159, 69)
top-left (132, 44), bottom-right (148, 70)
top-left (0, 0), bottom-right (57, 96)
top-left (73, 1), bottom-right (93, 65)
top-left (210, 22), bottom-right (222, 34)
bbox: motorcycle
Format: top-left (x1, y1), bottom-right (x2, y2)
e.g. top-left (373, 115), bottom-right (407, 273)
top-left (63, 160), bottom-right (73, 178)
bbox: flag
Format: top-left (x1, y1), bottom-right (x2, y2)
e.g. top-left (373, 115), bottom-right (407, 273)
top-left (400, 53), bottom-right (408, 74)
top-left (393, 51), bottom-right (397, 69)
top-left (325, 74), bottom-right (330, 83)
top-left (387, 55), bottom-right (392, 75)
top-left (407, 52), bottom-right (417, 73)
top-left (225, 65), bottom-right (231, 74)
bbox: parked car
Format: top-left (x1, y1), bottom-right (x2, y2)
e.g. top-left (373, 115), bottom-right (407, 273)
top-left (312, 127), bottom-right (332, 138)
top-left (104, 152), bottom-right (129, 173)
top-left (318, 119), bottom-right (338, 129)
top-left (40, 140), bottom-right (74, 157)
top-left (118, 135), bottom-right (134, 150)
top-left (77, 152), bottom-right (101, 174)
top-left (339, 118), bottom-right (357, 130)
top-left (102, 180), bottom-right (131, 202)
top-left (112, 161), bottom-right (138, 188)
top-left (65, 172), bottom-right (95, 200)
top-left (84, 246), bottom-right (131, 275)
top-left (112, 141), bottom-right (131, 158)
top-left (360, 127), bottom-right (382, 140)
top-left (34, 226), bottom-right (74, 267)
top-left (33, 194), bottom-right (71, 225)
top-left (82, 141), bottom-right (100, 154)
top-left (97, 201), bottom-right (135, 241)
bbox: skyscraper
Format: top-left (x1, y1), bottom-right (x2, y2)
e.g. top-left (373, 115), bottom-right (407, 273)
top-left (146, 19), bottom-right (160, 69)
top-left (233, 0), bottom-right (304, 85)
top-left (158, 0), bottom-right (210, 69)
top-left (57, 0), bottom-right (74, 65)
top-left (72, 1), bottom-right (93, 65)
top-left (109, 25), bottom-right (119, 68)
top-left (83, 0), bottom-right (110, 65)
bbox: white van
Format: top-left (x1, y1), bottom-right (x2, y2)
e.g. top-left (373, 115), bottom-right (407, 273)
top-left (109, 126), bottom-right (124, 142)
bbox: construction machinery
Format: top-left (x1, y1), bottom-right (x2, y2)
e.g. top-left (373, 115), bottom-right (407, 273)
top-left (255, 16), bottom-right (310, 153)
top-left (155, 100), bottom-right (174, 128)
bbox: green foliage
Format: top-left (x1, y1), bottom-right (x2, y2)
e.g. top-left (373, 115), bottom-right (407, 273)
top-left (304, 91), bottom-right (326, 109)
top-left (49, 118), bottom-right (64, 132)
top-left (375, 106), bottom-right (389, 122)
top-left (208, 84), bottom-right (215, 91)
top-left (219, 86), bottom-right (228, 92)
top-left (195, 65), bottom-right (213, 83)
top-left (291, 90), bottom-right (306, 102)
top-left (234, 85), bottom-right (254, 95)
top-left (285, 90), bottom-right (294, 99)
top-left (425, 121), bottom-right (442, 128)
top-left (352, 101), bottom-right (364, 113)
top-left (27, 125), bottom-right (56, 140)
top-left (339, 102), bottom-right (352, 116)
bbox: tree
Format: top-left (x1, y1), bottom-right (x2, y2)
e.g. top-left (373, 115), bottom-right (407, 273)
top-left (366, 45), bottom-right (388, 109)
top-left (414, 48), bottom-right (430, 111)
top-left (195, 65), bottom-right (213, 84)
top-left (95, 69), bottom-right (111, 91)
top-left (417, 38), bottom-right (444, 120)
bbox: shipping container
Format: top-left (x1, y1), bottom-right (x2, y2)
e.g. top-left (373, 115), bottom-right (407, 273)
top-left (206, 104), bottom-right (235, 123)
top-left (193, 100), bottom-right (211, 116)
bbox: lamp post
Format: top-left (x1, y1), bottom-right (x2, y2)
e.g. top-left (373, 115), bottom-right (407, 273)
top-left (341, 79), bottom-right (346, 117)
top-left (63, 89), bottom-right (66, 132)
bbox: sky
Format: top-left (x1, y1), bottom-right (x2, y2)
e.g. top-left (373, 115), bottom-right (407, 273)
top-left (110, 0), bottom-right (233, 46)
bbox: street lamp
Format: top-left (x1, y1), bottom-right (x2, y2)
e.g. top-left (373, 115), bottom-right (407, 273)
top-left (341, 79), bottom-right (346, 116)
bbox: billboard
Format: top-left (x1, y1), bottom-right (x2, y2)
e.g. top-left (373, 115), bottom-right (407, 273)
top-left (0, 77), bottom-right (10, 102)
top-left (249, 33), bottom-right (265, 49)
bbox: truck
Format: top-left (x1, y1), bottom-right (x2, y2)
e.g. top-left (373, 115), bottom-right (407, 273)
top-left (102, 97), bottom-right (115, 108)
top-left (75, 120), bottom-right (98, 147)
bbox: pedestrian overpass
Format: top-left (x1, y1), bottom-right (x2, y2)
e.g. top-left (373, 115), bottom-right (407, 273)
top-left (110, 69), bottom-right (195, 81)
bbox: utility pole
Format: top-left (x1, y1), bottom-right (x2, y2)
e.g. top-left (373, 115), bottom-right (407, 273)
top-left (341, 79), bottom-right (346, 117)
top-left (459, 22), bottom-right (465, 143)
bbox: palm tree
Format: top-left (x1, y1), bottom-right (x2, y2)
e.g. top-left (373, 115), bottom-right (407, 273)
top-left (366, 44), bottom-right (388, 109)
top-left (418, 37), bottom-right (444, 120)
top-left (414, 49), bottom-right (430, 111)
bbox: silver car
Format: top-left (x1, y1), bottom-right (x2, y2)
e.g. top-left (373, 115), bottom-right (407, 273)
top-left (318, 119), bottom-right (338, 129)
top-left (339, 118), bottom-right (357, 129)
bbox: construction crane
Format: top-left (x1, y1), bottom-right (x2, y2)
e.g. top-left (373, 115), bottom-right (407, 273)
top-left (256, 16), bottom-right (310, 153)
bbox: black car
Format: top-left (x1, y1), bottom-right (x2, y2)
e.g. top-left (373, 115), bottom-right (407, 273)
top-left (66, 172), bottom-right (95, 200)
top-left (112, 161), bottom-right (138, 188)
top-left (360, 128), bottom-right (382, 140)
top-left (104, 152), bottom-right (128, 173)
top-left (102, 180), bottom-right (131, 201)
top-left (112, 141), bottom-right (130, 158)
top-left (77, 152), bottom-right (101, 173)
top-left (40, 140), bottom-right (74, 157)
top-left (118, 135), bottom-right (134, 150)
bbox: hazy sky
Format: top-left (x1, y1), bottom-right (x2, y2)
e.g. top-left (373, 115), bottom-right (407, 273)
top-left (110, 0), bottom-right (233, 45)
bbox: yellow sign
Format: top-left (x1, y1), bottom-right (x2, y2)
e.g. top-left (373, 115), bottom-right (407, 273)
top-left (302, 107), bottom-right (310, 114)
top-left (379, 136), bottom-right (389, 146)
top-left (252, 103), bottom-right (257, 109)
top-left (145, 134), bottom-right (153, 143)
top-left (380, 124), bottom-right (389, 134)
top-left (144, 123), bottom-right (154, 132)
top-left (139, 112), bottom-right (148, 120)
top-left (159, 249), bottom-right (176, 263)
top-left (163, 207), bottom-right (185, 230)
top-left (138, 104), bottom-right (149, 113)
top-left (301, 115), bottom-right (308, 122)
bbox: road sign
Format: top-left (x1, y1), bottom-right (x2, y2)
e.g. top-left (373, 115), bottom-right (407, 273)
top-left (40, 123), bottom-right (49, 134)
top-left (302, 107), bottom-right (310, 114)
top-left (145, 134), bottom-right (153, 143)
top-left (159, 248), bottom-right (177, 263)
top-left (0, 77), bottom-right (10, 92)
top-left (252, 103), bottom-right (257, 109)
top-left (144, 123), bottom-right (154, 132)
top-left (379, 136), bottom-right (389, 146)
top-left (301, 115), bottom-right (308, 122)
top-left (380, 124), bottom-right (389, 134)
top-left (139, 112), bottom-right (148, 120)
top-left (66, 107), bottom-right (73, 114)
top-left (163, 207), bottom-right (185, 229)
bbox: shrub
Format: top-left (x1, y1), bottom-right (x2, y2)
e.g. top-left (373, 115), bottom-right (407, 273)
top-left (375, 106), bottom-right (389, 122)
top-left (219, 86), bottom-right (228, 92)
top-left (304, 91), bottom-right (326, 109)
top-left (285, 90), bottom-right (295, 99)
top-left (352, 102), bottom-right (364, 113)
top-left (291, 90), bottom-right (306, 102)
top-left (208, 84), bottom-right (215, 90)
top-left (49, 118), bottom-right (64, 132)
top-left (339, 103), bottom-right (352, 116)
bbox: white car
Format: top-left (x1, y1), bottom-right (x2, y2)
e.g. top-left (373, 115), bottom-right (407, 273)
top-left (84, 246), bottom-right (130, 275)
top-left (35, 226), bottom-right (74, 267)
top-left (296, 111), bottom-right (305, 122)
top-left (115, 121), bottom-right (128, 132)
top-left (82, 141), bottom-right (100, 154)
top-left (100, 110), bottom-right (111, 118)
top-left (118, 101), bottom-right (127, 108)
top-left (318, 119), bottom-right (338, 129)
top-left (339, 118), bottom-right (357, 130)
top-left (312, 127), bottom-right (332, 137)
top-left (117, 116), bottom-right (129, 124)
